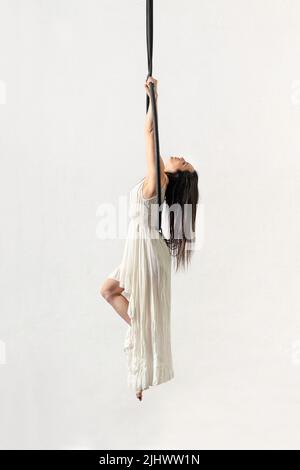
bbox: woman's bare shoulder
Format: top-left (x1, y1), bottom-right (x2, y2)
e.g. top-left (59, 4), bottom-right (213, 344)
top-left (141, 173), bottom-right (168, 199)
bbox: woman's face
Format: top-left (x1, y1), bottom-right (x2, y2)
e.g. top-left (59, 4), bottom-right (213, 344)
top-left (165, 156), bottom-right (194, 173)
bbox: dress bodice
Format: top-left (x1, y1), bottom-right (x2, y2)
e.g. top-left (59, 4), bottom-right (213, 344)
top-left (128, 178), bottom-right (167, 232)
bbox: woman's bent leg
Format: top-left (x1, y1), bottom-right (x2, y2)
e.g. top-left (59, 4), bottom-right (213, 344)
top-left (100, 278), bottom-right (131, 325)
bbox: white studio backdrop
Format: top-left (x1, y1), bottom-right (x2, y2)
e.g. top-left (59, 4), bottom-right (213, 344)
top-left (0, 0), bottom-right (300, 450)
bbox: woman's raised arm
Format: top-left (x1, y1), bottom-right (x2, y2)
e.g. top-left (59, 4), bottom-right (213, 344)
top-left (143, 77), bottom-right (167, 199)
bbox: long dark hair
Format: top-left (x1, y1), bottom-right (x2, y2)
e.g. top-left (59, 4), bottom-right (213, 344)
top-left (163, 170), bottom-right (199, 271)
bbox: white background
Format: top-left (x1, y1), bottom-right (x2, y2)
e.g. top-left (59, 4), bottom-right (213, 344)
top-left (0, 0), bottom-right (300, 450)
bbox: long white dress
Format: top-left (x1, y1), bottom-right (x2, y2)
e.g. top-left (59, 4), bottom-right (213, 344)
top-left (108, 177), bottom-right (174, 392)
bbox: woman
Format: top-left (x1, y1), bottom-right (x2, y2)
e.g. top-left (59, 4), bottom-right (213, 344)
top-left (100, 77), bottom-right (199, 402)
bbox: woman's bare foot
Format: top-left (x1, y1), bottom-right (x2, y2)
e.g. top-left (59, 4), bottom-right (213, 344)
top-left (136, 390), bottom-right (143, 401)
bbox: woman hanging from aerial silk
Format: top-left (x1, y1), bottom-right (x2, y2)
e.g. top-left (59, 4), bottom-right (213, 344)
top-left (100, 76), bottom-right (199, 402)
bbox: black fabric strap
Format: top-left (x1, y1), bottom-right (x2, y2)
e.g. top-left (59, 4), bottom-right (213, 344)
top-left (146, 0), bottom-right (162, 234)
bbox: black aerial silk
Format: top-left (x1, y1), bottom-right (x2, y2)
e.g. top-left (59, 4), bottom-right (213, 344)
top-left (146, 0), bottom-right (162, 233)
